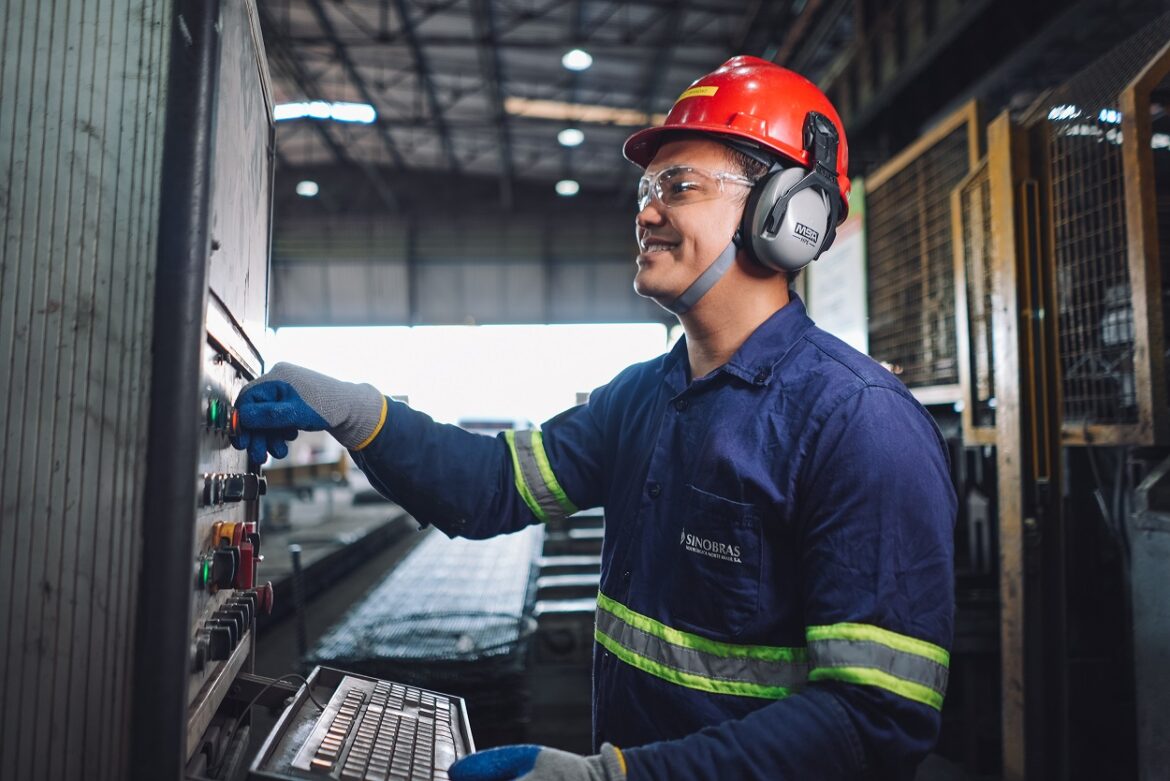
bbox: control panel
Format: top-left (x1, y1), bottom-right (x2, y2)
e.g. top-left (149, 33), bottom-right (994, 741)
top-left (182, 0), bottom-right (276, 775)
top-left (188, 305), bottom-right (270, 697)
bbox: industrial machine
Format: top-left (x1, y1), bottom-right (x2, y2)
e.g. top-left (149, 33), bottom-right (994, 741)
top-left (139, 2), bottom-right (478, 778)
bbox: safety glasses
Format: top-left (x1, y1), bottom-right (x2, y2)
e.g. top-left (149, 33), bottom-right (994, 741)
top-left (636, 165), bottom-right (757, 211)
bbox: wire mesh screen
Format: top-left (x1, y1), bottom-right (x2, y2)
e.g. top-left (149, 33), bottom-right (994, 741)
top-left (867, 121), bottom-right (974, 388)
top-left (957, 160), bottom-right (997, 431)
top-left (1024, 14), bottom-right (1170, 431)
top-left (310, 526), bottom-right (544, 748)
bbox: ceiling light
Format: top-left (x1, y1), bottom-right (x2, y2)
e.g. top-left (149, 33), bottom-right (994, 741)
top-left (558, 128), bottom-right (585, 147)
top-left (562, 48), bottom-right (593, 71)
top-left (296, 180), bottom-right (319, 197)
top-left (274, 101), bottom-right (377, 124)
top-left (555, 179), bottom-right (580, 196)
top-left (505, 96), bottom-right (667, 127)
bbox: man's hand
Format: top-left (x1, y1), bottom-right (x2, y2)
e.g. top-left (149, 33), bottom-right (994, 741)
top-left (231, 362), bottom-right (385, 464)
top-left (449, 744), bottom-right (626, 781)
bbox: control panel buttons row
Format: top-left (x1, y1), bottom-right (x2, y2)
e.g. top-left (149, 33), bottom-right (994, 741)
top-left (201, 472), bottom-right (266, 506)
top-left (204, 391), bottom-right (240, 435)
top-left (189, 584), bottom-right (274, 672)
top-left (197, 521), bottom-right (263, 592)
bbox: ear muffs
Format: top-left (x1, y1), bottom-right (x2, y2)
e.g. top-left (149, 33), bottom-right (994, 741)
top-left (732, 111), bottom-right (844, 273)
top-left (740, 165), bottom-right (832, 272)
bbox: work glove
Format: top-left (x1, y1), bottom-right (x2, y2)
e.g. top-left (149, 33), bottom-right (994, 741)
top-left (449, 743), bottom-right (626, 781)
top-left (231, 362), bottom-right (385, 464)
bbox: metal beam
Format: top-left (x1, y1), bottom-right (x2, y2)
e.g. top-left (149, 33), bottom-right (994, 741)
top-left (258, 3), bottom-right (400, 211)
top-left (732, 0), bottom-right (786, 58)
top-left (470, 0), bottom-right (515, 208)
top-left (786, 0), bottom-right (853, 74)
top-left (305, 0), bottom-right (409, 171)
top-left (391, 0), bottom-right (461, 172)
top-left (282, 33), bottom-right (735, 48)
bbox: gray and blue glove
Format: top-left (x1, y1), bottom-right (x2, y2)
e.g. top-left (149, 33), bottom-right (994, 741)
top-left (449, 743), bottom-right (627, 781)
top-left (231, 362), bottom-right (386, 464)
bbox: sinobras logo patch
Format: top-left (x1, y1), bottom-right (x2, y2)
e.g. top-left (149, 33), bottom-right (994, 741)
top-left (680, 529), bottom-right (742, 564)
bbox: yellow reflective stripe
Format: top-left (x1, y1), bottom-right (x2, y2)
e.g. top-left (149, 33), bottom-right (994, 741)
top-left (354, 396), bottom-right (388, 451)
top-left (806, 622), bottom-right (950, 666)
top-left (531, 431), bottom-right (578, 515)
top-left (807, 623), bottom-right (950, 710)
top-left (809, 666), bottom-right (945, 711)
top-left (504, 430), bottom-right (548, 521)
top-left (597, 591), bottom-right (806, 663)
top-left (595, 627), bottom-right (796, 700)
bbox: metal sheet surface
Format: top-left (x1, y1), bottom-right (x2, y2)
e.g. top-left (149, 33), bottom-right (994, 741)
top-left (0, 1), bottom-right (173, 779)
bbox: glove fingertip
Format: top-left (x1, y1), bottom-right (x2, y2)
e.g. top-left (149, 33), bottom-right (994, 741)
top-left (269, 439), bottom-right (289, 460)
top-left (248, 436), bottom-right (269, 466)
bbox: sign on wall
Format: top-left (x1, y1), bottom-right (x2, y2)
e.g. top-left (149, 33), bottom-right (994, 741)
top-left (804, 179), bottom-right (867, 352)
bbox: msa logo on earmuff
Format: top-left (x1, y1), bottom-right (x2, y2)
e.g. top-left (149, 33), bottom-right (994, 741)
top-left (739, 111), bottom-right (843, 273)
top-left (794, 222), bottom-right (820, 245)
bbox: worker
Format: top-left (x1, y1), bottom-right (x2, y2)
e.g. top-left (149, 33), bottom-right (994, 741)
top-left (234, 56), bottom-right (955, 781)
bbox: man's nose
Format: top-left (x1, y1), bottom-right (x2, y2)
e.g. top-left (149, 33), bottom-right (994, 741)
top-left (635, 200), bottom-right (666, 226)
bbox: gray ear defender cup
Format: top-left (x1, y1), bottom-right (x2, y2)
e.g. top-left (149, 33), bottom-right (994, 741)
top-left (736, 111), bottom-right (843, 273)
top-left (742, 166), bottom-right (831, 271)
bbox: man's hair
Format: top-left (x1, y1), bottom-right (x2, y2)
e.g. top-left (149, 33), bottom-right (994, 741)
top-left (723, 146), bottom-right (770, 194)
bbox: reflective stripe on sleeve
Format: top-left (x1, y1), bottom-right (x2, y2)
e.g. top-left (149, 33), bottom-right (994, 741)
top-left (595, 592), bottom-right (808, 700)
top-left (806, 623), bottom-right (950, 710)
top-left (505, 429), bottom-right (577, 522)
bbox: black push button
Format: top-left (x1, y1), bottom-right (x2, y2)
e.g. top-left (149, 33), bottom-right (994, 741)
top-left (211, 547), bottom-right (239, 588)
top-left (222, 474), bottom-right (254, 502)
top-left (206, 625), bottom-right (233, 660)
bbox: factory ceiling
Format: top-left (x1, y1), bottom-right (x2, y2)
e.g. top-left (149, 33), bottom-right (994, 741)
top-left (259, 0), bottom-right (1168, 217)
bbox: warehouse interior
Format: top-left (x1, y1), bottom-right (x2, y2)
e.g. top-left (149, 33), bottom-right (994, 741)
top-left (3, 0), bottom-right (1170, 778)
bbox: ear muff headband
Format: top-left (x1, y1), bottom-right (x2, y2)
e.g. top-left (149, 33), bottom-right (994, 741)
top-left (738, 112), bottom-right (843, 272)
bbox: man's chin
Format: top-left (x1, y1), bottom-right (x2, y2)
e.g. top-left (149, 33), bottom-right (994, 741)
top-left (632, 273), bottom-right (676, 304)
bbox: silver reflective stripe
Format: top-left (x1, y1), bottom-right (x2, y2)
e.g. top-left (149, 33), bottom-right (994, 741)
top-left (809, 637), bottom-right (949, 697)
top-left (508, 430), bottom-right (569, 522)
top-left (595, 606), bottom-right (810, 694)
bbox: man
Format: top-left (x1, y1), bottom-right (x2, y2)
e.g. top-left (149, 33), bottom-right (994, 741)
top-left (234, 57), bottom-right (955, 780)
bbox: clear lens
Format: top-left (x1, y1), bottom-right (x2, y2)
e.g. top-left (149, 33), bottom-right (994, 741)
top-left (636, 166), bottom-right (753, 211)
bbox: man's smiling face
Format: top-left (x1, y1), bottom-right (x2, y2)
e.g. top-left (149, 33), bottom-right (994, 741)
top-left (632, 137), bottom-right (753, 304)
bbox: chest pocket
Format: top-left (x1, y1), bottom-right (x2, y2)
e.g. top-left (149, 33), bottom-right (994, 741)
top-left (669, 485), bottom-right (762, 639)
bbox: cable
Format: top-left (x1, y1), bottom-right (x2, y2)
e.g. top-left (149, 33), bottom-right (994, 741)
top-left (213, 673), bottom-right (324, 777)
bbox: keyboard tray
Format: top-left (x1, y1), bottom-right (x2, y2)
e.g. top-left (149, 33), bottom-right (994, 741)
top-left (249, 666), bottom-right (475, 781)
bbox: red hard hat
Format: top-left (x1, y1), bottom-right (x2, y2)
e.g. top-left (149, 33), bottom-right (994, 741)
top-left (623, 56), bottom-right (850, 212)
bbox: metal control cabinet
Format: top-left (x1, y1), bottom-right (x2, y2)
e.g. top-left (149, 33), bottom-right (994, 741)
top-left (183, 0), bottom-right (276, 774)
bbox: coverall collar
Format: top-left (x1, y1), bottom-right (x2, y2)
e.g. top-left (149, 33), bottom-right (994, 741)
top-left (662, 292), bottom-right (815, 393)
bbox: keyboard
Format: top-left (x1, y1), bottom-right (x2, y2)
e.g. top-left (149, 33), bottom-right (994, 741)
top-left (250, 667), bottom-right (473, 781)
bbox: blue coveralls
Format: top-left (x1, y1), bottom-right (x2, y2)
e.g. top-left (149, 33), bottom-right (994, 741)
top-left (351, 295), bottom-right (956, 780)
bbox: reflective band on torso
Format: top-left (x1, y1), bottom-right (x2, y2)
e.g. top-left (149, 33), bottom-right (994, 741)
top-left (594, 593), bottom-right (951, 710)
top-left (806, 623), bottom-right (950, 710)
top-left (595, 592), bottom-right (808, 700)
top-left (505, 429), bottom-right (577, 522)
